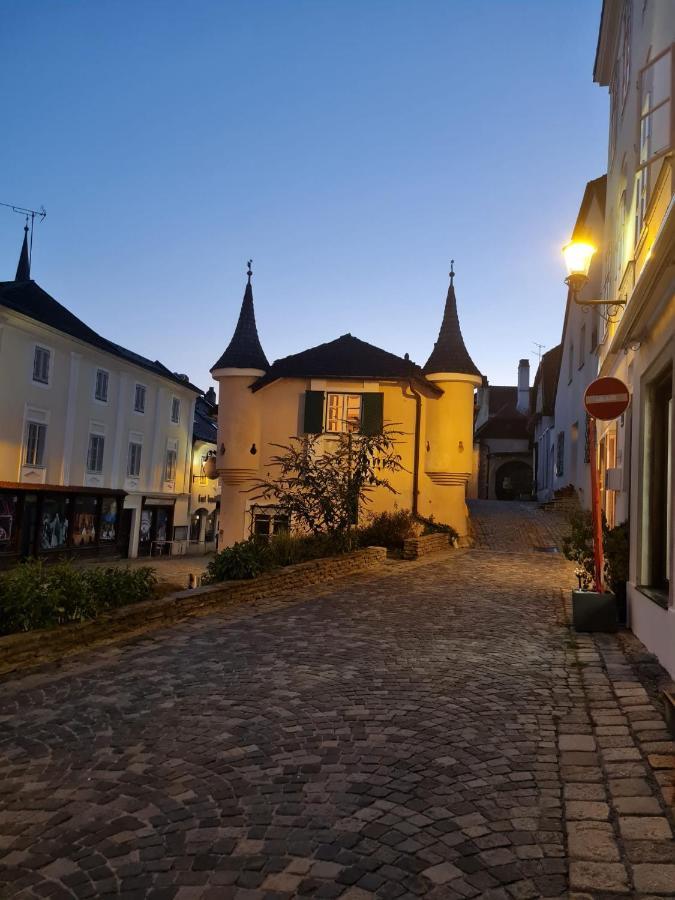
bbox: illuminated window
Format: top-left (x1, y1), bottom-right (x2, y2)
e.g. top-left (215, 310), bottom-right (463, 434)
top-left (636, 46), bottom-right (672, 241)
top-left (326, 393), bottom-right (362, 433)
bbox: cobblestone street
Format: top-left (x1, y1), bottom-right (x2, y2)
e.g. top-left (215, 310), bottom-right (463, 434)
top-left (1, 502), bottom-right (674, 898)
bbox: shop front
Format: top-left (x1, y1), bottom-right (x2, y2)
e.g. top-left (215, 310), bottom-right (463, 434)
top-left (138, 497), bottom-right (175, 557)
top-left (0, 483), bottom-right (125, 569)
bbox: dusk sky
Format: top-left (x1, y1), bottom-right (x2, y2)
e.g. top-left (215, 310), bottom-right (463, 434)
top-left (1, 1), bottom-right (607, 391)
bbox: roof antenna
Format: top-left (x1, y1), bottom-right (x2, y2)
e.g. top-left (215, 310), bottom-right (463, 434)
top-left (532, 341), bottom-right (545, 365)
top-left (449, 259), bottom-right (455, 286)
top-left (247, 259), bottom-right (253, 283)
top-left (0, 201), bottom-right (47, 271)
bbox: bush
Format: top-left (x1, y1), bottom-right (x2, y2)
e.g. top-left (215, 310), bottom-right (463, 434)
top-left (562, 510), bottom-right (595, 590)
top-left (604, 521), bottom-right (629, 592)
top-left (0, 560), bottom-right (157, 635)
top-left (357, 510), bottom-right (417, 551)
top-left (267, 531), bottom-right (351, 566)
top-left (201, 539), bottom-right (272, 584)
top-left (418, 515), bottom-right (459, 543)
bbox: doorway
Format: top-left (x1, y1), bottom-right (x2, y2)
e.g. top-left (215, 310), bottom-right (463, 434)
top-left (138, 504), bottom-right (174, 556)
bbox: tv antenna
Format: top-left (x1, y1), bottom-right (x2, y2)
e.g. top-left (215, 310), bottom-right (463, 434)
top-left (0, 201), bottom-right (47, 266)
top-left (532, 341), bottom-right (545, 365)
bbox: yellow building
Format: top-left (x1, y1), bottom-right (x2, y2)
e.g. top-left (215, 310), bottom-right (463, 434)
top-left (211, 264), bottom-right (481, 546)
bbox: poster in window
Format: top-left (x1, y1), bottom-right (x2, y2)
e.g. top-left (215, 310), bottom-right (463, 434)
top-left (100, 498), bottom-right (117, 542)
top-left (40, 496), bottom-right (69, 550)
top-left (140, 510), bottom-right (152, 544)
top-left (73, 496), bottom-right (97, 546)
top-left (0, 493), bottom-right (17, 552)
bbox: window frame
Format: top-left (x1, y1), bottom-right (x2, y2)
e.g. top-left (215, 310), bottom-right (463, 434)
top-left (170, 396), bottom-right (181, 425)
top-left (94, 368), bottom-right (110, 403)
top-left (24, 420), bottom-right (47, 467)
top-left (325, 392), bottom-right (363, 434)
top-left (127, 440), bottom-right (143, 477)
top-left (164, 440), bottom-right (178, 483)
top-left (134, 383), bottom-right (147, 414)
top-left (86, 433), bottom-right (105, 473)
top-left (32, 344), bottom-right (52, 386)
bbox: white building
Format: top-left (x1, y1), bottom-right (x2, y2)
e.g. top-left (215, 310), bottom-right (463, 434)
top-left (593, 0), bottom-right (675, 676)
top-left (548, 176), bottom-right (607, 508)
top-left (0, 230), bottom-right (200, 564)
top-left (188, 389), bottom-right (219, 552)
top-left (531, 344), bottom-right (562, 503)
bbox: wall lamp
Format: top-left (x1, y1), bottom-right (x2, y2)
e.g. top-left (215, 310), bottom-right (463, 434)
top-left (562, 240), bottom-right (626, 324)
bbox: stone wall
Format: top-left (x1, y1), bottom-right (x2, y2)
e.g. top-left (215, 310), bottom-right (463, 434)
top-left (0, 547), bottom-right (387, 676)
top-left (402, 532), bottom-right (452, 559)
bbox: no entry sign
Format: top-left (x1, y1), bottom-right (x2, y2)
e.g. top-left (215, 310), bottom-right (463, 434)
top-left (584, 377), bottom-right (630, 421)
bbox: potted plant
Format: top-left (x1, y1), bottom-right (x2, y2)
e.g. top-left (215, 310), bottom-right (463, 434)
top-left (562, 510), bottom-right (618, 633)
top-left (604, 521), bottom-right (629, 626)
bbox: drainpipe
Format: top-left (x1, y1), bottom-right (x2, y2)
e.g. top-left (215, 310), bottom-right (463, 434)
top-left (403, 381), bottom-right (422, 516)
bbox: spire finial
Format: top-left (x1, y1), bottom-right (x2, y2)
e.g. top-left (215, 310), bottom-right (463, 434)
top-left (246, 259), bottom-right (253, 283)
top-left (449, 259), bottom-right (455, 285)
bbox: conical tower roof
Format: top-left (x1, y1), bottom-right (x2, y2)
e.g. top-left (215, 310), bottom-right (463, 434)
top-left (211, 262), bottom-right (269, 372)
top-left (15, 224), bottom-right (30, 281)
top-left (423, 263), bottom-right (481, 377)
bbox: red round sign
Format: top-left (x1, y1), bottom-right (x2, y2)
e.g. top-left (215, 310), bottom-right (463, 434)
top-left (584, 377), bottom-right (630, 421)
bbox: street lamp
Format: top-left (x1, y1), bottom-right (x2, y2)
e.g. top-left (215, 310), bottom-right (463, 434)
top-left (562, 239), bottom-right (626, 322)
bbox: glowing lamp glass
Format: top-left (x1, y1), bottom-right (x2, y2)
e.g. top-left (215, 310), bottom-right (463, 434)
top-left (562, 241), bottom-right (596, 279)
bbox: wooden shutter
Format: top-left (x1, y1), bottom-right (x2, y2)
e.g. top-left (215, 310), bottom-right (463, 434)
top-left (360, 392), bottom-right (384, 435)
top-left (303, 391), bottom-right (325, 434)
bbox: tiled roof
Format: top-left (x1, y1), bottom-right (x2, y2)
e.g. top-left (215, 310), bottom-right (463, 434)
top-left (251, 333), bottom-right (441, 394)
top-left (211, 276), bottom-right (269, 372)
top-left (475, 385), bottom-right (529, 440)
top-left (193, 395), bottom-right (217, 443)
top-left (423, 275), bottom-right (481, 377)
top-left (0, 279), bottom-right (201, 392)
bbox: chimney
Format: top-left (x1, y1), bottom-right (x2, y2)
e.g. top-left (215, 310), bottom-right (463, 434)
top-left (517, 358), bottom-right (530, 414)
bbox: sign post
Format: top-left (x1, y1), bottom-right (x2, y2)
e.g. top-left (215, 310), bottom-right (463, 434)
top-left (583, 377), bottom-right (631, 593)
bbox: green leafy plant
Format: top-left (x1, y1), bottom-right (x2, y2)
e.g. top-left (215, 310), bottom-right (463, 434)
top-left (357, 509), bottom-right (417, 551)
top-left (604, 521), bottom-right (629, 592)
top-left (266, 531), bottom-right (350, 567)
top-left (202, 539), bottom-right (272, 584)
top-left (0, 560), bottom-right (157, 635)
top-left (249, 427), bottom-right (405, 537)
top-left (418, 515), bottom-right (459, 543)
top-left (562, 510), bottom-right (595, 590)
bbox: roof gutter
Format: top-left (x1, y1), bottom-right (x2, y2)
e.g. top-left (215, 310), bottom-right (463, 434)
top-left (403, 381), bottom-right (422, 517)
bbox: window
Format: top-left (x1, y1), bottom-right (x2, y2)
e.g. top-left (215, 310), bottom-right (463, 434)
top-left (579, 325), bottom-right (586, 368)
top-left (127, 441), bottom-right (142, 477)
top-left (251, 506), bottom-right (290, 539)
top-left (95, 369), bottom-right (109, 402)
top-left (25, 421), bottom-right (46, 466)
top-left (87, 434), bottom-right (105, 472)
top-left (171, 397), bottom-right (181, 424)
top-left (100, 498), bottom-right (118, 542)
top-left (134, 384), bottom-right (146, 413)
top-left (33, 346), bottom-right (50, 384)
top-left (620, 2), bottom-right (631, 112)
top-left (164, 447), bottom-right (177, 482)
top-left (644, 367), bottom-right (672, 590)
top-left (326, 393), bottom-right (362, 433)
top-left (636, 46), bottom-right (672, 239)
top-left (72, 495), bottom-right (97, 547)
top-left (556, 431), bottom-right (565, 478)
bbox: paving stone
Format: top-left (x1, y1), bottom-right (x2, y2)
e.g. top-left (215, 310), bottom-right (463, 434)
top-left (565, 801), bottom-right (610, 821)
top-left (569, 861), bottom-right (630, 893)
top-left (421, 862), bottom-right (463, 884)
top-left (609, 778), bottom-right (653, 797)
top-left (632, 863), bottom-right (675, 893)
top-left (613, 796), bottom-right (663, 816)
top-left (619, 817), bottom-right (673, 841)
top-left (567, 823), bottom-right (620, 862)
top-left (558, 735), bottom-right (596, 752)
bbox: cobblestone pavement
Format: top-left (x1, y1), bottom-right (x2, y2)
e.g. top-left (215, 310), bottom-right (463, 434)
top-left (1, 502), bottom-right (674, 898)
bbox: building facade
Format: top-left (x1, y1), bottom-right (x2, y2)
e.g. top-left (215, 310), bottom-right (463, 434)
top-left (188, 390), bottom-right (220, 553)
top-left (211, 265), bottom-right (482, 546)
top-left (0, 233), bottom-right (200, 565)
top-left (594, 0), bottom-right (675, 676)
top-left (531, 344), bottom-right (563, 503)
top-left (474, 359), bottom-right (532, 500)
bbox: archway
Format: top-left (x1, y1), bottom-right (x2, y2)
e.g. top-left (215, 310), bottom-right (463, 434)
top-left (495, 461), bottom-right (532, 500)
top-left (190, 507), bottom-right (209, 542)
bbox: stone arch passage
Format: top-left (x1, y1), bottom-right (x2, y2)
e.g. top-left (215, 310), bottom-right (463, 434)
top-left (495, 460), bottom-right (533, 501)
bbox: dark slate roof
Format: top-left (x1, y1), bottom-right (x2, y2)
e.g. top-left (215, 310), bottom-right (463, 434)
top-left (423, 275), bottom-right (481, 377)
top-left (251, 333), bottom-right (441, 394)
top-left (210, 276), bottom-right (269, 372)
top-left (532, 344), bottom-right (563, 418)
top-left (572, 175), bottom-right (607, 242)
top-left (475, 385), bottom-right (529, 440)
top-left (0, 279), bottom-right (201, 392)
top-left (193, 395), bottom-right (217, 443)
top-left (16, 227), bottom-right (30, 281)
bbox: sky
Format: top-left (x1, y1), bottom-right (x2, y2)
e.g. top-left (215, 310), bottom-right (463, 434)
top-left (1, 0), bottom-right (608, 390)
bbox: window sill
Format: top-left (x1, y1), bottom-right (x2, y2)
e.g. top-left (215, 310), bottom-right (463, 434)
top-left (636, 585), bottom-right (669, 610)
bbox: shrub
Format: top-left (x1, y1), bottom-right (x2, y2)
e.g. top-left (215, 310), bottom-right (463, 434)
top-left (357, 510), bottom-right (417, 551)
top-left (604, 521), bottom-right (629, 591)
top-left (562, 510), bottom-right (595, 590)
top-left (418, 515), bottom-right (459, 544)
top-left (0, 560), bottom-right (157, 635)
top-left (201, 539), bottom-right (272, 584)
top-left (267, 531), bottom-right (351, 567)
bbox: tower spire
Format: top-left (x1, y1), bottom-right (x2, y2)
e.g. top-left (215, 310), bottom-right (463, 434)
top-left (423, 264), bottom-right (481, 377)
top-left (210, 261), bottom-right (269, 372)
top-left (15, 221), bottom-right (30, 281)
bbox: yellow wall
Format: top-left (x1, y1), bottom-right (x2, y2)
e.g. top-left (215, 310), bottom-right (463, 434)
top-left (214, 372), bottom-right (479, 545)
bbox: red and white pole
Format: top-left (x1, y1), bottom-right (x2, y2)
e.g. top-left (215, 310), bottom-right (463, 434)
top-left (588, 415), bottom-right (604, 592)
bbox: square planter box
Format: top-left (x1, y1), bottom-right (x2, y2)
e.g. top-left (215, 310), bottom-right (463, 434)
top-left (572, 590), bottom-right (618, 633)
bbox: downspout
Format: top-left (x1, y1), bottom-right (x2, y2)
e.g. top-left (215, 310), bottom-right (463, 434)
top-left (403, 381), bottom-right (422, 517)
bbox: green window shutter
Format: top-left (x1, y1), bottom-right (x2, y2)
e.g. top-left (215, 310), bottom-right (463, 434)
top-left (303, 391), bottom-right (325, 434)
top-left (360, 392), bottom-right (384, 435)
